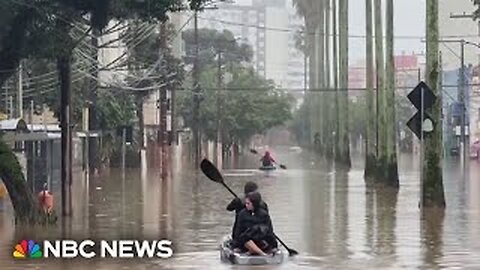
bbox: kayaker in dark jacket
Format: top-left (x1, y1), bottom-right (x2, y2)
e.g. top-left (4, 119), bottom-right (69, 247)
top-left (231, 192), bottom-right (277, 256)
top-left (260, 151), bottom-right (276, 167)
top-left (226, 182), bottom-right (269, 239)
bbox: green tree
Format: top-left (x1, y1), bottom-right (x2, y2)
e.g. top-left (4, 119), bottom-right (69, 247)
top-left (178, 65), bottom-right (293, 150)
top-left (0, 0), bottom-right (208, 224)
top-left (178, 28), bottom-right (292, 149)
top-left (182, 28), bottom-right (252, 69)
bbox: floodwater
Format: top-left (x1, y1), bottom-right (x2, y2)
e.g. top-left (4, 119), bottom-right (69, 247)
top-left (1, 148), bottom-right (480, 269)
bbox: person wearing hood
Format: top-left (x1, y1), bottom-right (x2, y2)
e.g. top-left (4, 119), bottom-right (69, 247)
top-left (226, 181), bottom-right (269, 239)
top-left (231, 191), bottom-right (277, 256)
top-left (260, 151), bottom-right (276, 167)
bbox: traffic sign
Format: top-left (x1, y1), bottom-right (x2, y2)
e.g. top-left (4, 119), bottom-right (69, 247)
top-left (407, 81), bottom-right (436, 111)
top-left (406, 111), bottom-right (435, 140)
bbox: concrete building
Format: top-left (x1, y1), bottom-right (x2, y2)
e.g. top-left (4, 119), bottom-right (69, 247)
top-left (194, 0), bottom-right (305, 107)
top-left (196, 0), bottom-right (268, 76)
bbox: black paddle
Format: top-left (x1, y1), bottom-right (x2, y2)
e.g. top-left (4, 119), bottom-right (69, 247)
top-left (200, 158), bottom-right (298, 256)
top-left (250, 149), bottom-right (287, 170)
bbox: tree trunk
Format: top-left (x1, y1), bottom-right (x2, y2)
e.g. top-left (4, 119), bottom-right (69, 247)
top-left (423, 0), bottom-right (445, 208)
top-left (365, 0), bottom-right (376, 178)
top-left (337, 0), bottom-right (351, 167)
top-left (0, 139), bottom-right (57, 224)
top-left (333, 0), bottom-right (340, 159)
top-left (374, 0), bottom-right (386, 179)
top-left (385, 0), bottom-right (399, 187)
top-left (324, 0), bottom-right (334, 159)
top-left (316, 0), bottom-right (325, 154)
top-left (307, 17), bottom-right (318, 147)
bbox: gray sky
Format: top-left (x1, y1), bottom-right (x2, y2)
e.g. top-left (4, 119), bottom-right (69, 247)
top-left (349, 0), bottom-right (426, 63)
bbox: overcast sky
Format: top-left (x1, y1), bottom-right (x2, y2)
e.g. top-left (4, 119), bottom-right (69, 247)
top-left (349, 0), bottom-right (426, 63)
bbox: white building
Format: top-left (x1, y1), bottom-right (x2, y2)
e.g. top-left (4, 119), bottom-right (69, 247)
top-left (197, 0), bottom-right (267, 75)
top-left (193, 0), bottom-right (305, 106)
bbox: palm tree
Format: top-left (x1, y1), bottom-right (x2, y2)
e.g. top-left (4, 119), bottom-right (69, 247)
top-left (423, 0), bottom-right (445, 208)
top-left (385, 0), bottom-right (399, 187)
top-left (337, 0), bottom-right (351, 167)
top-left (324, 0), bottom-right (334, 158)
top-left (365, 0), bottom-right (376, 177)
top-left (293, 0), bottom-right (318, 146)
top-left (374, 0), bottom-right (386, 177)
top-left (316, 0), bottom-right (325, 153)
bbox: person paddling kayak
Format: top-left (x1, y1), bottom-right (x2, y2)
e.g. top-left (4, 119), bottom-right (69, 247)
top-left (227, 181), bottom-right (269, 239)
top-left (231, 192), bottom-right (278, 256)
top-left (260, 151), bottom-right (276, 167)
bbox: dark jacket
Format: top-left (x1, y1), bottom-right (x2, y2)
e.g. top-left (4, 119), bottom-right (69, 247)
top-left (232, 208), bottom-right (277, 249)
top-left (227, 197), bottom-right (269, 239)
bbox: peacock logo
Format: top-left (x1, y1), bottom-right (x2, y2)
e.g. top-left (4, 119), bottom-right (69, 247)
top-left (13, 240), bottom-right (42, 259)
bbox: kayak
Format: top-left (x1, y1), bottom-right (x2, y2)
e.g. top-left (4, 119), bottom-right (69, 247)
top-left (219, 235), bottom-right (284, 265)
top-left (259, 165), bottom-right (276, 171)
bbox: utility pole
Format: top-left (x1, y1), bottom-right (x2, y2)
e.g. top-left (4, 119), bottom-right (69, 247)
top-left (121, 127), bottom-right (126, 174)
top-left (304, 52), bottom-right (308, 144)
top-left (82, 107), bottom-right (89, 173)
top-left (170, 78), bottom-right (176, 146)
top-left (8, 96), bottom-right (13, 118)
top-left (18, 61), bottom-right (23, 119)
top-left (450, 13), bottom-right (474, 166)
top-left (216, 50), bottom-right (223, 166)
top-left (58, 55), bottom-right (72, 217)
top-left (30, 100), bottom-right (33, 130)
top-left (159, 22), bottom-right (168, 178)
top-left (88, 29), bottom-right (100, 174)
top-left (192, 10), bottom-right (201, 167)
top-left (30, 100), bottom-right (35, 192)
top-left (459, 40), bottom-right (467, 166)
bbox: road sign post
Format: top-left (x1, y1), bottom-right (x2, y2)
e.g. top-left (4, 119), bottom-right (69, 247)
top-left (406, 81), bottom-right (437, 208)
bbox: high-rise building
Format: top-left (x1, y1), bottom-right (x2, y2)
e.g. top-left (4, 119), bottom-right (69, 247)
top-left (193, 0), bottom-right (306, 107)
top-left (197, 0), bottom-right (267, 76)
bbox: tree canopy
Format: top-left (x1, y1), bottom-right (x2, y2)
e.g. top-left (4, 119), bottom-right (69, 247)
top-left (0, 0), bottom-right (208, 86)
top-left (178, 28), bottom-right (293, 147)
top-left (182, 28), bottom-right (253, 69)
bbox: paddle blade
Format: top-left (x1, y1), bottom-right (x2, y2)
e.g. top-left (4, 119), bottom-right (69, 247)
top-left (279, 164), bottom-right (287, 170)
top-left (200, 159), bottom-right (224, 183)
top-left (250, 149), bottom-right (259, 155)
top-left (287, 248), bottom-right (299, 256)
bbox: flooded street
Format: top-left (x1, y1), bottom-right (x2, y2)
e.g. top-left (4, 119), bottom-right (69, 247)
top-left (1, 149), bottom-right (480, 269)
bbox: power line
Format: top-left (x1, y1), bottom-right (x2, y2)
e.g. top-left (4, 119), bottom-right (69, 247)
top-left (196, 15), bottom-right (480, 41)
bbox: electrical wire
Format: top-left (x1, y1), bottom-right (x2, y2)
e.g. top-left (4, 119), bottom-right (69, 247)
top-left (195, 15), bottom-right (480, 41)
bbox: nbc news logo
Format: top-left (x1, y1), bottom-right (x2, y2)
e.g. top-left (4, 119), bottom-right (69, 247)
top-left (13, 239), bottom-right (173, 259)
